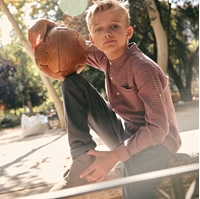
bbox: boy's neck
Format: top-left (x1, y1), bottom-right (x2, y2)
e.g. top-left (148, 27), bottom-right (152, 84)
top-left (105, 45), bottom-right (129, 61)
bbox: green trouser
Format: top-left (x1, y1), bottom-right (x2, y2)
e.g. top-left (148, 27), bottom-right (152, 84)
top-left (61, 74), bottom-right (172, 199)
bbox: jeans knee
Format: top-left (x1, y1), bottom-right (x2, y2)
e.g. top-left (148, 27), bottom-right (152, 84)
top-left (62, 73), bottom-right (85, 91)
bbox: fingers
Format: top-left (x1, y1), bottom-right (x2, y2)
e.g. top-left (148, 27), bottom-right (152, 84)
top-left (36, 34), bottom-right (43, 45)
top-left (79, 150), bottom-right (97, 179)
top-left (80, 150), bottom-right (114, 183)
top-left (48, 20), bottom-right (59, 28)
top-left (28, 29), bottom-right (37, 50)
top-left (80, 165), bottom-right (107, 182)
top-left (87, 171), bottom-right (107, 182)
top-left (80, 164), bottom-right (94, 179)
top-left (28, 30), bottom-right (44, 50)
top-left (28, 19), bottom-right (58, 50)
top-left (96, 173), bottom-right (107, 182)
top-left (85, 170), bottom-right (101, 182)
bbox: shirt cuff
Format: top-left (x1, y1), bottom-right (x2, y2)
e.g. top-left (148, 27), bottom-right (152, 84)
top-left (115, 143), bottom-right (131, 162)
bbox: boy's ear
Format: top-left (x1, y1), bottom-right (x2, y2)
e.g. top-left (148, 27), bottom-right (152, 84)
top-left (89, 34), bottom-right (95, 46)
top-left (126, 26), bottom-right (134, 40)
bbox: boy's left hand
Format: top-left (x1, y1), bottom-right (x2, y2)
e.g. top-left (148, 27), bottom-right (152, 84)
top-left (80, 149), bottom-right (120, 182)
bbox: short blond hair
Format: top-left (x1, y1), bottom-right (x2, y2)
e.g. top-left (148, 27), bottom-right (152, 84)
top-left (86, 0), bottom-right (130, 32)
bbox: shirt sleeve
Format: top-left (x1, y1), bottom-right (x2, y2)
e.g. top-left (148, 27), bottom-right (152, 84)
top-left (115, 64), bottom-right (170, 162)
top-left (86, 41), bottom-right (106, 71)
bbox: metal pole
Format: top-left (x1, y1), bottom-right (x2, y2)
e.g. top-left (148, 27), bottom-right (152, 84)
top-left (18, 163), bottom-right (199, 199)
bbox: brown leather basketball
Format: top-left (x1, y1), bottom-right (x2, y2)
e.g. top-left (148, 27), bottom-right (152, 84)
top-left (34, 26), bottom-right (88, 80)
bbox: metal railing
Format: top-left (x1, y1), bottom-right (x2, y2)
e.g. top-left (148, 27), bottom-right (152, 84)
top-left (18, 163), bottom-right (199, 199)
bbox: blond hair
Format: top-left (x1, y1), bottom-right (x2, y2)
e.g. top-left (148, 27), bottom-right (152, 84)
top-left (86, 0), bottom-right (130, 32)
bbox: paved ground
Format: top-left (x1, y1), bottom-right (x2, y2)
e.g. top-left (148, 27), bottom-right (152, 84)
top-left (0, 100), bottom-right (199, 199)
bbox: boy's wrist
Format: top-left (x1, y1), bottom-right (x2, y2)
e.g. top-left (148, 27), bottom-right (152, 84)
top-left (112, 149), bottom-right (120, 163)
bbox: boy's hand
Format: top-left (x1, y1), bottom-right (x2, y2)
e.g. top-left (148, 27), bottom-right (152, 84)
top-left (80, 149), bottom-right (120, 182)
top-left (28, 19), bottom-right (58, 50)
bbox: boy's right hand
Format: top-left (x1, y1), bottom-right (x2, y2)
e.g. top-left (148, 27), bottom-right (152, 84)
top-left (28, 19), bottom-right (58, 50)
top-left (80, 149), bottom-right (120, 183)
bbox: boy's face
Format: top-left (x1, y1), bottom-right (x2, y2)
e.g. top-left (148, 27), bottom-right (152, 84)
top-left (89, 9), bottom-right (133, 60)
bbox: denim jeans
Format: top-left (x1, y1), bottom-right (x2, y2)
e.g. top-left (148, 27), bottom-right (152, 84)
top-left (61, 74), bottom-right (172, 199)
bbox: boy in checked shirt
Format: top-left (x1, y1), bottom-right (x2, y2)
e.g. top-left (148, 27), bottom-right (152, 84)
top-left (28, 0), bottom-right (181, 198)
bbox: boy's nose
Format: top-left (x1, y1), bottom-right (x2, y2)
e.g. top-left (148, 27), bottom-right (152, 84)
top-left (104, 32), bottom-right (111, 37)
top-left (103, 27), bottom-right (112, 37)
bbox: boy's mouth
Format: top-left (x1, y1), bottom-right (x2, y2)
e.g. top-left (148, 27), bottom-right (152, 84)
top-left (104, 40), bottom-right (115, 45)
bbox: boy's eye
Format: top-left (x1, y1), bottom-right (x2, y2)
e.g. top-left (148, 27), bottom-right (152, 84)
top-left (111, 25), bottom-right (119, 29)
top-left (95, 28), bottom-right (102, 32)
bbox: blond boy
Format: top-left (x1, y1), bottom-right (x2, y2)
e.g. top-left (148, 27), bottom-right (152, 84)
top-left (28, 0), bottom-right (181, 198)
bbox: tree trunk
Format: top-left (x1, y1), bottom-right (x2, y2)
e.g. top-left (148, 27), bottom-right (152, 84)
top-left (168, 60), bottom-right (184, 92)
top-left (26, 99), bottom-right (34, 116)
top-left (168, 60), bottom-right (191, 101)
top-left (145, 0), bottom-right (168, 74)
top-left (185, 46), bottom-right (199, 101)
top-left (0, 0), bottom-right (65, 130)
top-left (168, 46), bottom-right (199, 102)
top-left (180, 89), bottom-right (192, 102)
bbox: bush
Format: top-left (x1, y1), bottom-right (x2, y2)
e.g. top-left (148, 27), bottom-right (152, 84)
top-left (0, 114), bottom-right (21, 129)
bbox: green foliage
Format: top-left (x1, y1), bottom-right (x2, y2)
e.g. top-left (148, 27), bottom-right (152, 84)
top-left (0, 43), bottom-right (47, 110)
top-left (28, 0), bottom-right (61, 20)
top-left (0, 58), bottom-right (17, 109)
top-left (0, 113), bottom-right (21, 129)
top-left (129, 0), bottom-right (156, 60)
top-left (81, 66), bottom-right (105, 94)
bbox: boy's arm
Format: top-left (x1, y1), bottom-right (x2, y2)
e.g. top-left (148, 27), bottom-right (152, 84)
top-left (85, 40), bottom-right (106, 71)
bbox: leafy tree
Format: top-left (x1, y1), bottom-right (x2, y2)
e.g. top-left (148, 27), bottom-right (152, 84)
top-left (166, 1), bottom-right (199, 101)
top-left (0, 0), bottom-right (65, 129)
top-left (0, 58), bottom-right (17, 110)
top-left (129, 0), bottom-right (199, 101)
top-left (0, 44), bottom-right (48, 114)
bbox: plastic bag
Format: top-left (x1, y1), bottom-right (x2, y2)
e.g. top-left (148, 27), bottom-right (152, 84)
top-left (21, 114), bottom-right (49, 137)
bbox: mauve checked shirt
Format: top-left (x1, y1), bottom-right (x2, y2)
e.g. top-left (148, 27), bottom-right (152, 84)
top-left (87, 42), bottom-right (182, 162)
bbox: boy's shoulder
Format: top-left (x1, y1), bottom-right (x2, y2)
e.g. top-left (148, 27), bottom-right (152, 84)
top-left (128, 43), bottom-right (160, 71)
top-left (128, 43), bottom-right (167, 81)
top-left (128, 43), bottom-right (152, 62)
